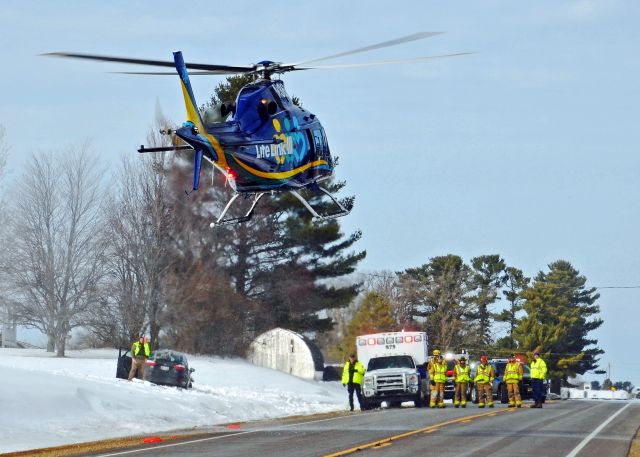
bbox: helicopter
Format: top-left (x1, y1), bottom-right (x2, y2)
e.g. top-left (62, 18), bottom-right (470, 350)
top-left (45, 33), bottom-right (468, 226)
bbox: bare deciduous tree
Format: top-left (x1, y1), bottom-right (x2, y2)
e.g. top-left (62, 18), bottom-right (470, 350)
top-left (7, 144), bottom-right (107, 356)
top-left (92, 123), bottom-right (175, 349)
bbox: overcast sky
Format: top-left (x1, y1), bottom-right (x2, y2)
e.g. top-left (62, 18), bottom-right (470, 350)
top-left (1, 0), bottom-right (638, 386)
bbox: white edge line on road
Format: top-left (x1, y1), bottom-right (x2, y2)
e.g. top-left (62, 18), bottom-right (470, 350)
top-left (565, 400), bottom-right (634, 457)
top-left (94, 412), bottom-right (362, 457)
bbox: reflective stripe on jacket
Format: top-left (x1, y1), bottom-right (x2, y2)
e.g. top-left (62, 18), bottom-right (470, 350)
top-left (342, 360), bottom-right (365, 385)
top-left (530, 358), bottom-right (547, 380)
top-left (504, 362), bottom-right (523, 383)
top-left (474, 364), bottom-right (495, 384)
top-left (429, 360), bottom-right (447, 383)
top-left (454, 364), bottom-right (470, 383)
top-left (132, 341), bottom-right (150, 358)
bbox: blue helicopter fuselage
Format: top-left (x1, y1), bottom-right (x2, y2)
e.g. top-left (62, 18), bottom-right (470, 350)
top-left (175, 79), bottom-right (334, 193)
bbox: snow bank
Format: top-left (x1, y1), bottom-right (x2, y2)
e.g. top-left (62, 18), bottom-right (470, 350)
top-left (561, 387), bottom-right (631, 400)
top-left (0, 348), bottom-right (346, 453)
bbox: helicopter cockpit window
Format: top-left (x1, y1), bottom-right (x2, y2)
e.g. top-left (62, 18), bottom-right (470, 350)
top-left (312, 129), bottom-right (324, 152)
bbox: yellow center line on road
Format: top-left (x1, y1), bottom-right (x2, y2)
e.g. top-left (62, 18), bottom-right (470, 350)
top-left (373, 442), bottom-right (392, 449)
top-left (323, 409), bottom-right (512, 457)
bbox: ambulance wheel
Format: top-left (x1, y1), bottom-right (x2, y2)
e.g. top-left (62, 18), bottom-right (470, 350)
top-left (415, 387), bottom-right (426, 408)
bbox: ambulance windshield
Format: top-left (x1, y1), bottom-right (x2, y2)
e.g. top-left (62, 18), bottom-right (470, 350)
top-left (367, 355), bottom-right (415, 371)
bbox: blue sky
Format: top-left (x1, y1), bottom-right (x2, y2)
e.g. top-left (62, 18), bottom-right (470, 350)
top-left (1, 0), bottom-right (638, 385)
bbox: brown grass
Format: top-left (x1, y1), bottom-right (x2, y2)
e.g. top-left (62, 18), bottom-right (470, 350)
top-left (629, 424), bottom-right (640, 457)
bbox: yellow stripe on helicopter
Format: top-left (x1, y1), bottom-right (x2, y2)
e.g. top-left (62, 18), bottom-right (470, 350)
top-left (231, 155), bottom-right (329, 180)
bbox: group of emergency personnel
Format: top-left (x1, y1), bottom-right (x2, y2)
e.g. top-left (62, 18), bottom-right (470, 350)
top-left (427, 349), bottom-right (548, 409)
top-left (342, 349), bottom-right (548, 411)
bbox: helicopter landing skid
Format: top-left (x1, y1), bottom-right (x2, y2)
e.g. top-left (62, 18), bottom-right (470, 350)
top-left (210, 186), bottom-right (349, 228)
top-left (289, 187), bottom-right (351, 222)
top-left (210, 192), bottom-right (267, 227)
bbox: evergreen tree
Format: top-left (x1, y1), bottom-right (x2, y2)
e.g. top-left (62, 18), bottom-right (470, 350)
top-left (495, 267), bottom-right (530, 350)
top-left (467, 255), bottom-right (506, 348)
top-left (514, 260), bottom-right (603, 381)
top-left (398, 255), bottom-right (474, 350)
top-left (167, 75), bottom-right (364, 345)
top-left (338, 292), bottom-right (397, 357)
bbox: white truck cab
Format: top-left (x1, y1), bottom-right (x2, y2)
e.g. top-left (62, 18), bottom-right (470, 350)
top-left (357, 331), bottom-right (428, 408)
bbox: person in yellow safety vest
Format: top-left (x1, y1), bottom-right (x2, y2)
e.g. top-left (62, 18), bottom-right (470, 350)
top-left (504, 354), bottom-right (524, 408)
top-left (128, 335), bottom-right (151, 381)
top-left (428, 349), bottom-right (447, 408)
top-left (474, 355), bottom-right (495, 408)
top-left (529, 351), bottom-right (548, 408)
top-left (342, 354), bottom-right (366, 411)
top-left (454, 356), bottom-right (471, 408)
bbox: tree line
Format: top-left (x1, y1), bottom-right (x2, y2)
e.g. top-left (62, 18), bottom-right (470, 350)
top-left (329, 254), bottom-right (603, 383)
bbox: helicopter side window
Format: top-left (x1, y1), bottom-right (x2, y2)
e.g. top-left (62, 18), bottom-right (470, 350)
top-left (269, 88), bottom-right (285, 110)
top-left (257, 98), bottom-right (278, 120)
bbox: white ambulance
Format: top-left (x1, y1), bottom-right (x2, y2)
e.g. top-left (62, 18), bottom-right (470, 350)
top-left (356, 331), bottom-right (429, 408)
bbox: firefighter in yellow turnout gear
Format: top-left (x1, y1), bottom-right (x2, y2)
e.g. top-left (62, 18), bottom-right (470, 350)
top-left (454, 356), bottom-right (470, 408)
top-left (474, 355), bottom-right (495, 408)
top-left (428, 349), bottom-right (447, 408)
top-left (504, 354), bottom-right (524, 408)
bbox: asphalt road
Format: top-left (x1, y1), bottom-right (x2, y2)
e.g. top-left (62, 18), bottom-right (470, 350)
top-left (87, 400), bottom-right (639, 457)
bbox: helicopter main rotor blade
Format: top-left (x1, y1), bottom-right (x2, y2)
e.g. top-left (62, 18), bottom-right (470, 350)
top-left (295, 52), bottom-right (473, 70)
top-left (284, 32), bottom-right (443, 67)
top-left (111, 70), bottom-right (241, 76)
top-left (42, 52), bottom-right (254, 73)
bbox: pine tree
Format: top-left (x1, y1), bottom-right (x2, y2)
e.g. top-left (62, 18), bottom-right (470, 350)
top-left (167, 75), bottom-right (365, 344)
top-left (338, 292), bottom-right (397, 357)
top-left (467, 255), bottom-right (506, 348)
top-left (514, 260), bottom-right (603, 380)
top-left (398, 255), bottom-right (475, 350)
top-left (495, 267), bottom-right (530, 350)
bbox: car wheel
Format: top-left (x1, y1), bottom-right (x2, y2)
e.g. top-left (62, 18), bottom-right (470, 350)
top-left (471, 385), bottom-right (478, 404)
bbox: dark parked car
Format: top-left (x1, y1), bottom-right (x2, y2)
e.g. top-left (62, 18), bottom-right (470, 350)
top-left (144, 349), bottom-right (195, 388)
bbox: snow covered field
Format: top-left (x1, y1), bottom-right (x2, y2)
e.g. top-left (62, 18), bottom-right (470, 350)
top-left (0, 348), bottom-right (346, 453)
